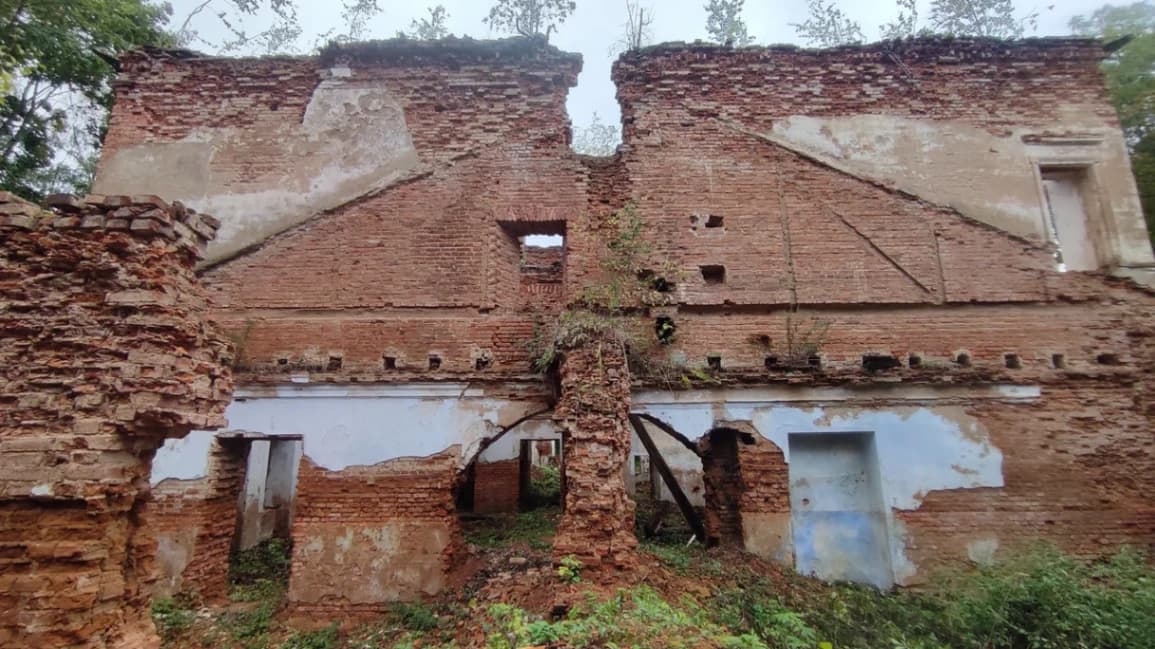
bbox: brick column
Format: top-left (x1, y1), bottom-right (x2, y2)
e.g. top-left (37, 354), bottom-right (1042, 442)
top-left (552, 340), bottom-right (638, 571)
top-left (0, 193), bottom-right (233, 648)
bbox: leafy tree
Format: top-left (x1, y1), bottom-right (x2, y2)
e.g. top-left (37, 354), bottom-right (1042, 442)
top-left (928, 0), bottom-right (1036, 38)
top-left (399, 5), bottom-right (450, 40)
top-left (704, 0), bottom-right (753, 46)
top-left (572, 112), bottom-right (619, 156)
top-left (0, 0), bottom-right (172, 199)
top-left (1072, 2), bottom-right (1155, 251)
top-left (485, 0), bottom-right (576, 40)
top-left (792, 0), bottom-right (865, 47)
top-left (613, 0), bottom-right (653, 54)
top-left (880, 0), bottom-right (918, 39)
top-left (796, 0), bottom-right (1040, 46)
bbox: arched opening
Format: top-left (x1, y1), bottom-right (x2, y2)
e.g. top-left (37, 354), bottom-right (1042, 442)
top-left (455, 411), bottom-right (565, 551)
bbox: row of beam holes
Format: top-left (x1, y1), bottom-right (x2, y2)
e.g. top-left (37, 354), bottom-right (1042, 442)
top-left (381, 354), bottom-right (492, 371)
top-left (696, 351), bottom-right (1122, 373)
top-left (308, 350), bottom-right (1117, 374)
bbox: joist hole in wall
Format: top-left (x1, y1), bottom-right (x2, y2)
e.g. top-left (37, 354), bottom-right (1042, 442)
top-left (1052, 353), bottom-right (1067, 369)
top-left (954, 352), bottom-right (972, 367)
top-left (1004, 353), bottom-right (1022, 369)
top-left (862, 354), bottom-right (901, 372)
top-left (700, 265), bottom-right (726, 284)
top-left (383, 355), bottom-right (397, 370)
top-left (764, 355), bottom-right (780, 369)
top-left (637, 269), bottom-right (675, 293)
top-left (705, 215), bottom-right (724, 228)
top-left (428, 354), bottom-right (442, 370)
top-left (655, 317), bottom-right (676, 344)
top-left (908, 354), bottom-right (922, 368)
top-left (808, 354), bottom-right (822, 368)
top-left (707, 354), bottom-right (722, 370)
top-left (475, 356), bottom-right (491, 371)
top-left (1096, 353), bottom-right (1121, 365)
top-left (326, 355), bottom-right (342, 371)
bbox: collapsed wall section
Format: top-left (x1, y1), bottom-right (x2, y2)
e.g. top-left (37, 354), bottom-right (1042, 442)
top-left (0, 193), bottom-right (232, 648)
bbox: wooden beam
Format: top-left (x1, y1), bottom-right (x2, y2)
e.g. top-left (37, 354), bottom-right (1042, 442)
top-left (635, 412), bottom-right (703, 457)
top-left (628, 414), bottom-right (706, 543)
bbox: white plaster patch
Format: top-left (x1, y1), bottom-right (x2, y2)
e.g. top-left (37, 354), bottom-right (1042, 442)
top-left (150, 430), bottom-right (215, 485)
top-left (224, 383), bottom-right (548, 471)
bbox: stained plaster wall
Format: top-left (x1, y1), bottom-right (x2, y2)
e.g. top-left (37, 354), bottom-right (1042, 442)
top-left (632, 385), bottom-right (1032, 585)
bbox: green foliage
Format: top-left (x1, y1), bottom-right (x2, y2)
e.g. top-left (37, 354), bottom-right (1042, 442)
top-left (1072, 2), bottom-right (1155, 252)
top-left (484, 0), bottom-right (576, 40)
top-left (571, 111), bottom-right (619, 156)
top-left (464, 507), bottom-right (558, 550)
top-left (397, 6), bottom-right (451, 40)
top-left (280, 624), bottom-right (339, 649)
top-left (484, 587), bottom-right (767, 649)
top-left (527, 202), bottom-right (675, 376)
top-left (151, 595), bottom-right (196, 641)
top-left (230, 538), bottom-right (292, 587)
top-left (704, 0), bottom-right (754, 46)
top-left (0, 0), bottom-right (172, 199)
top-left (556, 554), bottom-right (583, 584)
top-left (524, 463), bottom-right (561, 509)
top-left (389, 601), bottom-right (440, 632)
top-left (792, 0), bottom-right (865, 47)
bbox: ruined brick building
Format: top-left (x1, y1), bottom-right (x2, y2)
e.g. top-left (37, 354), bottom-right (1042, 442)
top-left (4, 33), bottom-right (1155, 645)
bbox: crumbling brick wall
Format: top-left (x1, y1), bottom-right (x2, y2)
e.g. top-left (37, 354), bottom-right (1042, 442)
top-left (0, 193), bottom-right (232, 647)
top-left (287, 453), bottom-right (462, 614)
top-left (553, 341), bottom-right (637, 571)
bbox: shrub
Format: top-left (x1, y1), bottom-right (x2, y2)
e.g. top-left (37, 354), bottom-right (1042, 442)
top-left (281, 624), bottom-right (339, 649)
top-left (390, 601), bottom-right (439, 632)
top-left (151, 596), bottom-right (195, 641)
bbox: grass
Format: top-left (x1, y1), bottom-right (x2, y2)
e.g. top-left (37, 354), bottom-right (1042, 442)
top-left (156, 543), bottom-right (1155, 649)
top-left (463, 507), bottom-right (559, 551)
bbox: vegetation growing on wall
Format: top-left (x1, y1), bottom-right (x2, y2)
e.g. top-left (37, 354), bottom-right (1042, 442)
top-left (528, 201), bottom-right (675, 377)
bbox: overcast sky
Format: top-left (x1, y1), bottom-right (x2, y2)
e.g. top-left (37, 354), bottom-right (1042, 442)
top-left (169, 0), bottom-right (1114, 132)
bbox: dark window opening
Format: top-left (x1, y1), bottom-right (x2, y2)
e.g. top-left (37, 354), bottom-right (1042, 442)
top-left (655, 317), bottom-right (676, 344)
top-left (707, 355), bottom-right (722, 370)
top-left (705, 215), bottom-right (724, 228)
top-left (383, 355), bottom-right (397, 370)
top-left (954, 352), bottom-right (972, 367)
top-left (1052, 353), bottom-right (1066, 369)
top-left (764, 355), bottom-right (780, 369)
top-left (908, 354), bottom-right (922, 368)
top-left (1004, 353), bottom-right (1022, 369)
top-left (700, 265), bottom-right (726, 284)
top-left (1096, 353), bottom-right (1121, 365)
top-left (862, 354), bottom-right (901, 372)
top-left (428, 355), bottom-right (442, 370)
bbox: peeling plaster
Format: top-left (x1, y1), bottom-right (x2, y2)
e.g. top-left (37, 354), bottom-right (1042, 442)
top-left (150, 383), bottom-right (550, 485)
top-left (770, 114), bottom-right (1154, 266)
top-left (94, 70), bottom-right (421, 263)
top-left (633, 385), bottom-right (1031, 585)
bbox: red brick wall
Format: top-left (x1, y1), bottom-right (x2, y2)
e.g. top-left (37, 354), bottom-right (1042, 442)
top-left (473, 459), bottom-right (521, 514)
